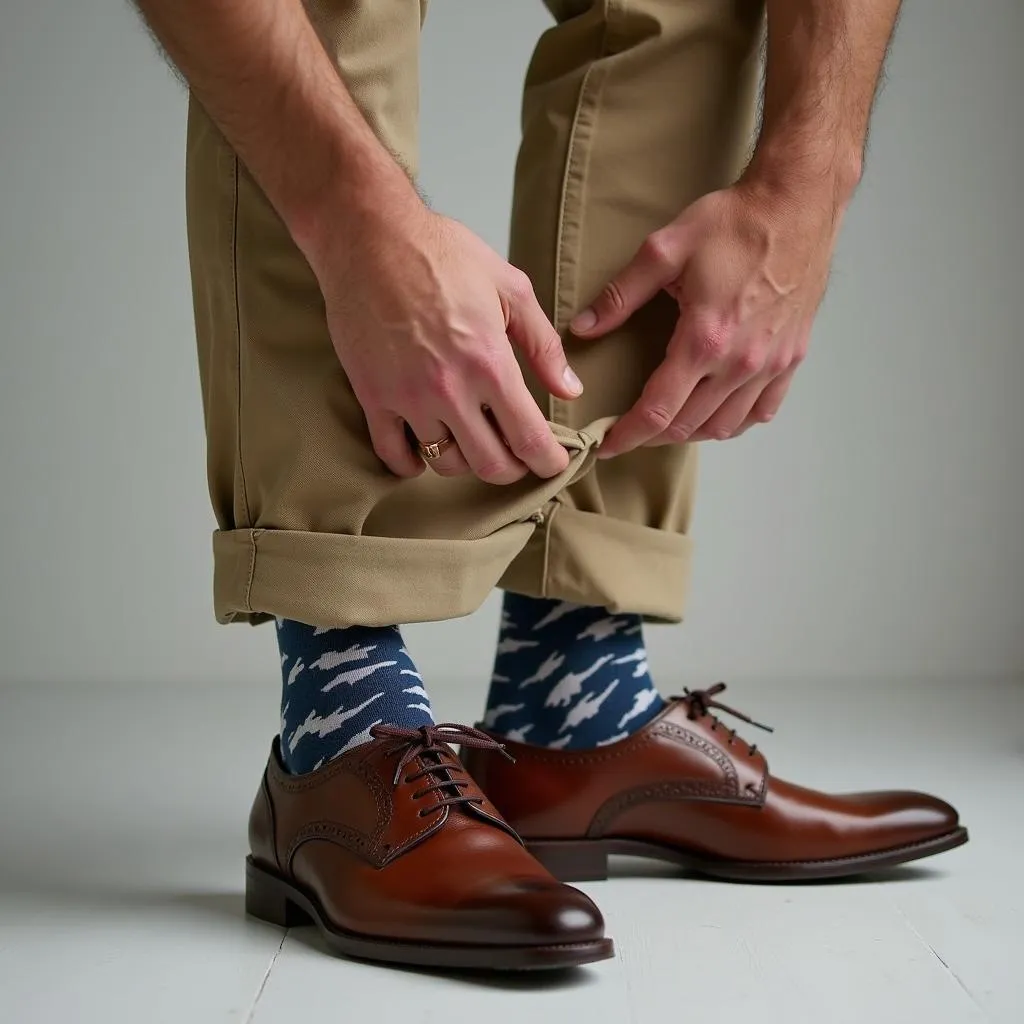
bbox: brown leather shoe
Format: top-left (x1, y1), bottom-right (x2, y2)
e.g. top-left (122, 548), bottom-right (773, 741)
top-left (463, 686), bottom-right (968, 882)
top-left (245, 723), bottom-right (614, 970)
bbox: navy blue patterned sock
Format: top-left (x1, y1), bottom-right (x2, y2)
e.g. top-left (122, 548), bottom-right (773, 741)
top-left (483, 594), bottom-right (666, 749)
top-left (276, 618), bottom-right (434, 774)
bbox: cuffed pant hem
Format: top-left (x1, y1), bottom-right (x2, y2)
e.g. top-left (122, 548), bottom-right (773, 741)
top-left (213, 523), bottom-right (536, 628)
top-left (498, 504), bottom-right (691, 624)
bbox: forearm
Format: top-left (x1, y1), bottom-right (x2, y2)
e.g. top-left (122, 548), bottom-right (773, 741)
top-left (743, 0), bottom-right (902, 208)
top-left (132, 0), bottom-right (419, 263)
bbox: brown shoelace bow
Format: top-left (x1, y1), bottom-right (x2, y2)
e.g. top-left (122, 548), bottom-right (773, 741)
top-left (370, 723), bottom-right (514, 818)
top-left (673, 683), bottom-right (774, 756)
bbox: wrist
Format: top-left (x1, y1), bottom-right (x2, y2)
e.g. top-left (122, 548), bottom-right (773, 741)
top-left (286, 152), bottom-right (424, 277)
top-left (741, 136), bottom-right (863, 216)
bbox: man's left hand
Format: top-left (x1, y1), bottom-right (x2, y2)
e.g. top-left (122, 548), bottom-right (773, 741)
top-left (571, 181), bottom-right (840, 458)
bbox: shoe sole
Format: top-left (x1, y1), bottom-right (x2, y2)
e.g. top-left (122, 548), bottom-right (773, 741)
top-left (525, 826), bottom-right (970, 883)
top-left (244, 857), bottom-right (615, 970)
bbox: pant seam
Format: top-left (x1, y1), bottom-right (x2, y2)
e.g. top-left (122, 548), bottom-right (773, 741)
top-left (540, 503), bottom-right (559, 599)
top-left (550, 7), bottom-right (612, 426)
top-left (230, 154), bottom-right (253, 529)
top-left (244, 528), bottom-right (261, 614)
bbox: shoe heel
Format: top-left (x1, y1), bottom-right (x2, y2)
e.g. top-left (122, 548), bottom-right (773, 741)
top-left (527, 840), bottom-right (610, 882)
top-left (245, 858), bottom-right (311, 928)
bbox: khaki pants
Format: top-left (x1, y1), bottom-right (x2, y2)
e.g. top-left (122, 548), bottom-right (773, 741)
top-left (186, 0), bottom-right (764, 629)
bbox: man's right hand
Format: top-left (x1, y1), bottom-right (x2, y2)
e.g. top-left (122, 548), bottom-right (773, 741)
top-left (131, 0), bottom-right (581, 483)
top-left (311, 206), bottom-right (583, 483)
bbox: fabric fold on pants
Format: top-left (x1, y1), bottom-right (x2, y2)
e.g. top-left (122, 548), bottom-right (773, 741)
top-left (212, 417), bottom-right (690, 627)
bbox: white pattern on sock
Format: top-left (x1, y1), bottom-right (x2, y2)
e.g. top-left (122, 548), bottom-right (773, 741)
top-left (611, 649), bottom-right (646, 666)
top-left (504, 724), bottom-right (534, 742)
top-left (321, 660), bottom-right (398, 693)
top-left (308, 643), bottom-right (377, 672)
top-left (286, 658), bottom-right (305, 686)
top-left (531, 601), bottom-right (577, 630)
top-left (617, 687), bottom-right (660, 729)
top-left (519, 652), bottom-right (566, 686)
top-left (338, 718), bottom-right (384, 754)
top-left (288, 694), bottom-right (383, 752)
top-left (544, 655), bottom-right (615, 708)
top-left (596, 731), bottom-right (629, 747)
top-left (482, 702), bottom-right (526, 728)
top-left (496, 637), bottom-right (540, 655)
top-left (575, 617), bottom-right (624, 642)
top-left (559, 680), bottom-right (619, 733)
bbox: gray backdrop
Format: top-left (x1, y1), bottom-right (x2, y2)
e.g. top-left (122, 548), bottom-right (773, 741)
top-left (1, 0), bottom-right (1021, 693)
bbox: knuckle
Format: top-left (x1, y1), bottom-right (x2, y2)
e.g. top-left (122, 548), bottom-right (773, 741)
top-left (477, 458), bottom-right (525, 485)
top-left (601, 279), bottom-right (628, 315)
top-left (432, 459), bottom-right (469, 477)
top-left (735, 349), bottom-right (765, 376)
top-left (691, 320), bottom-right (730, 360)
top-left (469, 351), bottom-right (506, 387)
top-left (511, 428), bottom-right (555, 460)
top-left (506, 268), bottom-right (534, 301)
top-left (426, 365), bottom-right (459, 401)
top-left (766, 353), bottom-right (789, 376)
top-left (640, 404), bottom-right (675, 431)
top-left (640, 232), bottom-right (676, 273)
top-left (664, 423), bottom-right (694, 444)
top-left (754, 406), bottom-right (776, 424)
top-left (791, 346), bottom-right (808, 367)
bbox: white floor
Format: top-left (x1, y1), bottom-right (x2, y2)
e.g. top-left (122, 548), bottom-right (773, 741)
top-left (0, 677), bottom-right (1021, 1024)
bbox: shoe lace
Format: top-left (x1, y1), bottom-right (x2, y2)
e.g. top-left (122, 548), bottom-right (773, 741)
top-left (671, 682), bottom-right (774, 757)
top-left (370, 723), bottom-right (514, 819)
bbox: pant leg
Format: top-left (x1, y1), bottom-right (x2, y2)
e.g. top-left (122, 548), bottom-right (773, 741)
top-left (500, 0), bottom-right (765, 621)
top-left (187, 0), bottom-right (602, 629)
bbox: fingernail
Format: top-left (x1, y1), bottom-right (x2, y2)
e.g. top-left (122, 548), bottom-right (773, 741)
top-left (571, 308), bottom-right (597, 333)
top-left (563, 366), bottom-right (584, 395)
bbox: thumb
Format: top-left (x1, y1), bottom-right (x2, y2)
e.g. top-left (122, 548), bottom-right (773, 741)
top-left (570, 232), bottom-right (680, 338)
top-left (507, 289), bottom-right (584, 401)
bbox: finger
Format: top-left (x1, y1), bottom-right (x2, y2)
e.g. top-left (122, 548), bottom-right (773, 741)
top-left (570, 231), bottom-right (682, 339)
top-left (597, 358), bottom-right (702, 459)
top-left (365, 411), bottom-right (427, 478)
top-left (486, 379), bottom-right (570, 480)
top-left (505, 275), bottom-right (584, 401)
top-left (403, 414), bottom-right (471, 477)
top-left (447, 406), bottom-right (529, 485)
top-left (637, 377), bottom-right (733, 447)
top-left (692, 376), bottom-right (767, 441)
top-left (735, 369), bottom-right (795, 436)
top-left (666, 375), bottom-right (744, 444)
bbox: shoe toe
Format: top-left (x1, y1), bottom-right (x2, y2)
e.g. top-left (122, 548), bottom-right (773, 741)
top-left (892, 791), bottom-right (960, 840)
top-left (463, 878), bottom-right (606, 946)
top-left (848, 790), bottom-right (961, 847)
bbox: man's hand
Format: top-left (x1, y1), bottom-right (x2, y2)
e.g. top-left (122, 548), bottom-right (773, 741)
top-left (315, 205), bottom-right (583, 482)
top-left (131, 0), bottom-right (582, 485)
top-left (572, 0), bottom-right (901, 460)
top-left (571, 182), bottom-right (837, 458)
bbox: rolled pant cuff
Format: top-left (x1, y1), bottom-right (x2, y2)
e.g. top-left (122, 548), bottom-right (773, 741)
top-left (499, 504), bottom-right (691, 624)
top-left (212, 524), bottom-right (540, 628)
top-left (212, 501), bottom-right (690, 628)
